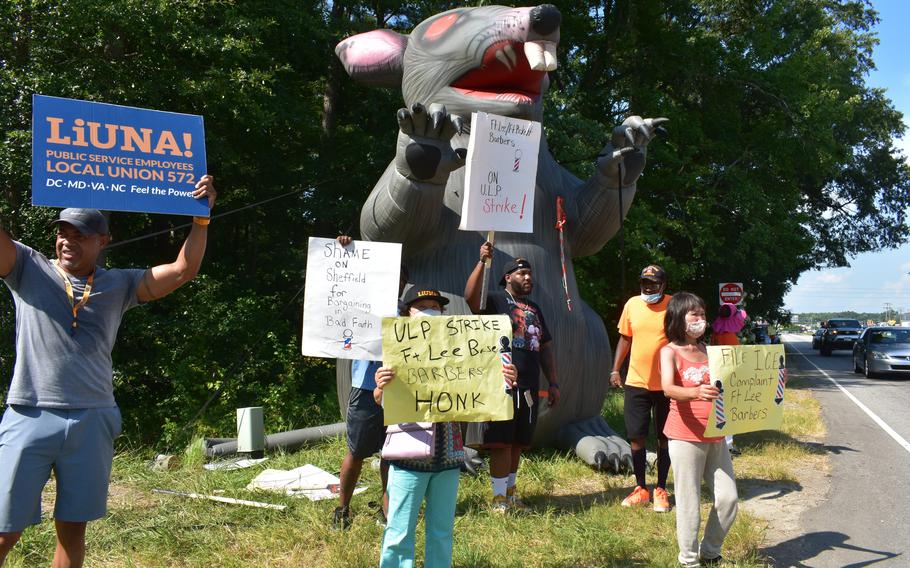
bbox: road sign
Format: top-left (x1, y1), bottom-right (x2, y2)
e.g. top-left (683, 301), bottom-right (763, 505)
top-left (718, 282), bottom-right (744, 305)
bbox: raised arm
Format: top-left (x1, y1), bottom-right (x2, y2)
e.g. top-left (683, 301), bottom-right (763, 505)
top-left (137, 175), bottom-right (216, 303)
top-left (0, 222), bottom-right (16, 278)
top-left (464, 241), bottom-right (493, 314)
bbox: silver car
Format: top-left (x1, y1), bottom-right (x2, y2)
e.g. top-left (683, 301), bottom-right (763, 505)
top-left (853, 327), bottom-right (910, 378)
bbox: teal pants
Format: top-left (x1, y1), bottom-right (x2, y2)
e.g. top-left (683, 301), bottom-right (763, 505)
top-left (380, 465), bottom-right (460, 568)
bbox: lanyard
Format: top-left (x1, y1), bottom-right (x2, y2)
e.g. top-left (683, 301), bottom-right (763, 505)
top-left (52, 260), bottom-right (94, 330)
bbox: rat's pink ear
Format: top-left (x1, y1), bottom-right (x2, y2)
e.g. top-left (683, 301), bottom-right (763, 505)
top-left (335, 30), bottom-right (408, 88)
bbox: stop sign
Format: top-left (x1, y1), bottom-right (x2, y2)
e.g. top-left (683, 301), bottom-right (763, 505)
top-left (718, 282), bottom-right (744, 305)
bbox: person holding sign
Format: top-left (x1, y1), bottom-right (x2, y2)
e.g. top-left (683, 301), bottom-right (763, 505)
top-left (610, 264), bottom-right (673, 512)
top-left (0, 177), bottom-right (215, 567)
top-left (333, 235), bottom-right (409, 531)
top-left (711, 303), bottom-right (747, 347)
top-left (464, 242), bottom-right (558, 513)
top-left (373, 285), bottom-right (519, 568)
top-left (659, 292), bottom-right (737, 568)
top-left (710, 302), bottom-right (748, 454)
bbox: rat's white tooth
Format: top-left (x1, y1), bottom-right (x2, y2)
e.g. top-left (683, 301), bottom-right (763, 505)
top-left (504, 43), bottom-right (518, 67)
top-left (495, 49), bottom-right (513, 71)
top-left (523, 41), bottom-right (546, 71)
top-left (543, 41), bottom-right (558, 71)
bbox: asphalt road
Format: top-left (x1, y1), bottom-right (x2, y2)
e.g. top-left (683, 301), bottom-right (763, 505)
top-left (764, 334), bottom-right (910, 567)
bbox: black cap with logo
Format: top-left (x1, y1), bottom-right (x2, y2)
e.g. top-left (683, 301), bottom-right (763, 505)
top-left (52, 208), bottom-right (109, 236)
top-left (499, 258), bottom-right (532, 286)
top-left (639, 264), bottom-right (667, 283)
top-left (402, 285), bottom-right (450, 308)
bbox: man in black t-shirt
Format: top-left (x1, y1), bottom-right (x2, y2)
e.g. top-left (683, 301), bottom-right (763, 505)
top-left (465, 242), bottom-right (559, 512)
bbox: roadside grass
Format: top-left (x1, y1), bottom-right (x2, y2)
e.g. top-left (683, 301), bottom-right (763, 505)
top-left (7, 383), bottom-right (824, 567)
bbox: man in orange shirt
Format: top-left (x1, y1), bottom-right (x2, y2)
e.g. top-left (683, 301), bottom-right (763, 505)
top-left (610, 265), bottom-right (672, 512)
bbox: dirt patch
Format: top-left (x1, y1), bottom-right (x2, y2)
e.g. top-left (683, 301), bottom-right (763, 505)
top-left (738, 452), bottom-right (830, 546)
top-left (39, 477), bottom-right (157, 518)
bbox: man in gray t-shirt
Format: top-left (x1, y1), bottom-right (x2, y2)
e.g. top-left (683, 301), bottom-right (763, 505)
top-left (0, 176), bottom-right (216, 567)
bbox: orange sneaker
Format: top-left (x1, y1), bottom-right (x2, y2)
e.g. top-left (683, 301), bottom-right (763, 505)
top-left (621, 486), bottom-right (650, 507)
top-left (652, 487), bottom-right (671, 512)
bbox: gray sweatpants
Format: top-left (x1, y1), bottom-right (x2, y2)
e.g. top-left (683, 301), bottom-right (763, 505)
top-left (668, 439), bottom-right (738, 566)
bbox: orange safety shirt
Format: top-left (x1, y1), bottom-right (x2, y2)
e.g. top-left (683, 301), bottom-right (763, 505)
top-left (617, 295), bottom-right (671, 391)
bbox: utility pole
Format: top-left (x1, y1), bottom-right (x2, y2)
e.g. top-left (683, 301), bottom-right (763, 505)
top-left (883, 302), bottom-right (893, 323)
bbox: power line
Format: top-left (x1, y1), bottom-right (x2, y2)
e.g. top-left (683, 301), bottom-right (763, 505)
top-left (107, 183), bottom-right (323, 250)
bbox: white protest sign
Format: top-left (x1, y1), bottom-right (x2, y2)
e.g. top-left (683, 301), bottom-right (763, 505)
top-left (301, 237), bottom-right (401, 359)
top-left (459, 111), bottom-right (541, 233)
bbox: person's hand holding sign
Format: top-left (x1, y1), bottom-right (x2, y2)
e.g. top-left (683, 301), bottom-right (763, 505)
top-left (479, 241), bottom-right (493, 263)
top-left (192, 174), bottom-right (217, 210)
top-left (695, 382), bottom-right (719, 402)
top-left (502, 363), bottom-right (517, 389)
top-left (374, 366), bottom-right (395, 404)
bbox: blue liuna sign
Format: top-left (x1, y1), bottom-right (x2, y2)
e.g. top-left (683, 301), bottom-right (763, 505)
top-left (32, 94), bottom-right (208, 216)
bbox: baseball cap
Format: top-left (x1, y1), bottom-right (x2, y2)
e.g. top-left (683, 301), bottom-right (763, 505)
top-left (402, 285), bottom-right (450, 307)
top-left (499, 258), bottom-right (532, 285)
top-left (52, 208), bottom-right (109, 236)
top-left (639, 264), bottom-right (666, 283)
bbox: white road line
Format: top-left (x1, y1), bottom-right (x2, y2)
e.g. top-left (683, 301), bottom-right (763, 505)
top-left (786, 337), bottom-right (910, 456)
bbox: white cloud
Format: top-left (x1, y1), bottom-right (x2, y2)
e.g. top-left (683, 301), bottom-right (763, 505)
top-left (882, 272), bottom-right (910, 293)
top-left (817, 272), bottom-right (849, 284)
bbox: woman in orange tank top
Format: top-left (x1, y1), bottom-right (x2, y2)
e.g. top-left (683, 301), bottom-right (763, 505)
top-left (660, 292), bottom-right (738, 568)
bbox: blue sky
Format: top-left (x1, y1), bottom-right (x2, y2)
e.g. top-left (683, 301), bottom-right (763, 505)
top-left (783, 0), bottom-right (910, 316)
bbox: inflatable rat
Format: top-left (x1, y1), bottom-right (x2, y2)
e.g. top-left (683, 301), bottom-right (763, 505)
top-left (335, 4), bottom-right (666, 472)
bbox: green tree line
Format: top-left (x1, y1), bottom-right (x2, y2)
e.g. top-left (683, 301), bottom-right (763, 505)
top-left (2, 0), bottom-right (908, 448)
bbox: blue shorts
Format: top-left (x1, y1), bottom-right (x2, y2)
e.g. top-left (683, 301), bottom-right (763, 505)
top-left (0, 405), bottom-right (121, 532)
top-left (346, 387), bottom-right (386, 459)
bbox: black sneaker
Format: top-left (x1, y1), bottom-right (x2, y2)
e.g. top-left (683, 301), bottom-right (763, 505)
top-left (700, 555), bottom-right (723, 566)
top-left (332, 505), bottom-right (352, 530)
top-left (369, 500), bottom-right (387, 527)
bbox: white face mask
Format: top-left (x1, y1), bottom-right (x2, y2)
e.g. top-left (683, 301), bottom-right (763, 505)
top-left (686, 320), bottom-right (707, 337)
top-left (641, 292), bottom-right (663, 304)
top-left (410, 307), bottom-right (441, 317)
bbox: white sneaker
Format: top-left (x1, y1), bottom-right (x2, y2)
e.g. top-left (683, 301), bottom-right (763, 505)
top-left (491, 494), bottom-right (510, 513)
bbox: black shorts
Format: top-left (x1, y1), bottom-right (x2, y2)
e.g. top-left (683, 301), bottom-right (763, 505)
top-left (346, 387), bottom-right (386, 459)
top-left (466, 388), bottom-right (539, 450)
top-left (624, 385), bottom-right (670, 441)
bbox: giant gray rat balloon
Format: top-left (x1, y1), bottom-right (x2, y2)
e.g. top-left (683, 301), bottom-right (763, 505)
top-left (334, 4), bottom-right (667, 470)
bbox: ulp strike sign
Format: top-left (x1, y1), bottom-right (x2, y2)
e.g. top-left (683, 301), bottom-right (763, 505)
top-left (31, 94), bottom-right (208, 216)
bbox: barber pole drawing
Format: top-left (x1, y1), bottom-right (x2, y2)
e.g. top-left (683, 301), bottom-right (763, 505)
top-left (774, 355), bottom-right (785, 405)
top-left (499, 336), bottom-right (513, 366)
top-left (499, 335), bottom-right (513, 394)
top-left (713, 380), bottom-right (726, 430)
top-left (513, 149), bottom-right (522, 172)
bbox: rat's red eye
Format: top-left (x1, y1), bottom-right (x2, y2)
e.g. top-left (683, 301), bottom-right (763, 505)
top-left (424, 13), bottom-right (460, 41)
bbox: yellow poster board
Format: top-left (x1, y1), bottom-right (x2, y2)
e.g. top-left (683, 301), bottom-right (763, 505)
top-left (381, 315), bottom-right (514, 425)
top-left (704, 345), bottom-right (786, 437)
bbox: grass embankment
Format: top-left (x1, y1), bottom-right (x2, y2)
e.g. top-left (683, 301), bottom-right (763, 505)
top-left (7, 378), bottom-right (824, 567)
